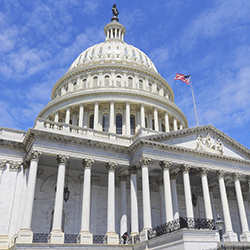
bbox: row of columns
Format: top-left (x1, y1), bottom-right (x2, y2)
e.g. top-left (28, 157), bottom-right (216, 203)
top-left (16, 152), bottom-right (250, 244)
top-left (53, 102), bottom-right (184, 134)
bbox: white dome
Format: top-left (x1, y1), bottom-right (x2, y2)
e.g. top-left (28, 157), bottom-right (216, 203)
top-left (67, 21), bottom-right (158, 73)
top-left (68, 40), bottom-right (158, 73)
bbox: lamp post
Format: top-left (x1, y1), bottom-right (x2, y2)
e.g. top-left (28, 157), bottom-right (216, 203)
top-left (215, 214), bottom-right (224, 249)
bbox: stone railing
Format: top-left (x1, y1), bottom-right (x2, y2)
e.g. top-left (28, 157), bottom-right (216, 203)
top-left (93, 235), bottom-right (105, 244)
top-left (147, 218), bottom-right (215, 241)
top-left (35, 118), bottom-right (133, 145)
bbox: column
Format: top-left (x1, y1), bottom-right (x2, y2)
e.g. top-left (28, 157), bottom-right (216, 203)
top-left (50, 154), bottom-right (69, 244)
top-left (173, 117), bottom-right (178, 131)
top-left (140, 157), bottom-right (152, 230)
top-left (129, 166), bottom-right (139, 237)
top-left (0, 161), bottom-right (5, 186)
top-left (154, 107), bottom-right (159, 131)
top-left (65, 107), bottom-right (71, 124)
top-left (94, 101), bottom-right (99, 130)
top-left (109, 101), bottom-right (115, 133)
top-left (157, 178), bottom-right (166, 224)
top-left (200, 168), bottom-right (213, 220)
top-left (126, 102), bottom-right (130, 135)
top-left (217, 170), bottom-right (237, 242)
top-left (105, 162), bottom-right (119, 244)
top-left (181, 165), bottom-right (194, 227)
top-left (17, 151), bottom-right (41, 243)
top-left (165, 112), bottom-right (170, 132)
top-left (170, 172), bottom-right (179, 220)
top-left (54, 111), bottom-right (59, 123)
top-left (79, 159), bottom-right (94, 244)
top-left (141, 104), bottom-right (145, 128)
top-left (119, 174), bottom-right (127, 238)
top-left (79, 104), bottom-right (84, 127)
top-left (159, 161), bottom-right (173, 222)
top-left (232, 173), bottom-right (250, 242)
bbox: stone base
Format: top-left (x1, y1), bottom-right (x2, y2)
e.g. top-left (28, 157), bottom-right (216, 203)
top-left (49, 230), bottom-right (64, 244)
top-left (240, 232), bottom-right (250, 242)
top-left (139, 229), bottom-right (148, 242)
top-left (105, 231), bottom-right (119, 245)
top-left (16, 229), bottom-right (33, 244)
top-left (78, 231), bottom-right (93, 244)
top-left (223, 231), bottom-right (238, 242)
top-left (0, 234), bottom-right (9, 249)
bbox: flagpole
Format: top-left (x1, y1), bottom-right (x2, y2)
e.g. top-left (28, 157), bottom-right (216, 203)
top-left (189, 75), bottom-right (199, 127)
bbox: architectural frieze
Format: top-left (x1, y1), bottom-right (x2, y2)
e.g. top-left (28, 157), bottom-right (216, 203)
top-left (128, 138), bottom-right (250, 165)
top-left (0, 139), bottom-right (25, 150)
top-left (145, 125), bottom-right (250, 158)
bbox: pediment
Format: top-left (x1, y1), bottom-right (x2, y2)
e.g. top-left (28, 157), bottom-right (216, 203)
top-left (143, 125), bottom-right (250, 161)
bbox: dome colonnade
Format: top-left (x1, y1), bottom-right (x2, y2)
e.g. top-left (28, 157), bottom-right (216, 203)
top-left (36, 17), bottom-right (188, 136)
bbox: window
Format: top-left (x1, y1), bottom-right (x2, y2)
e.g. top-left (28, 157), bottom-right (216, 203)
top-left (65, 84), bottom-right (68, 92)
top-left (162, 123), bottom-right (165, 132)
top-left (128, 77), bottom-right (133, 88)
top-left (152, 119), bottom-right (155, 130)
top-left (82, 79), bottom-right (87, 89)
top-left (139, 79), bottom-right (143, 89)
top-left (130, 115), bottom-right (135, 135)
top-left (116, 75), bottom-right (122, 87)
top-left (102, 114), bottom-right (109, 132)
top-left (145, 118), bottom-right (148, 128)
top-left (89, 114), bottom-right (94, 129)
top-left (99, 47), bottom-right (103, 55)
top-left (91, 49), bottom-right (95, 56)
top-left (73, 82), bottom-right (77, 91)
top-left (116, 114), bottom-right (122, 134)
top-left (93, 76), bottom-right (98, 88)
top-left (148, 83), bottom-right (152, 92)
top-left (104, 75), bottom-right (110, 87)
top-left (124, 48), bottom-right (128, 56)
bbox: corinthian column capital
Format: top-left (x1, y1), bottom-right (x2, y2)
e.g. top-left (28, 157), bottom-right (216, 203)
top-left (106, 162), bottom-right (117, 171)
top-left (159, 160), bottom-right (172, 171)
top-left (180, 164), bottom-right (191, 174)
top-left (139, 157), bottom-right (151, 167)
top-left (56, 154), bottom-right (69, 165)
top-left (9, 161), bottom-right (22, 172)
top-left (232, 172), bottom-right (241, 181)
top-left (30, 151), bottom-right (42, 162)
top-left (200, 167), bottom-right (209, 177)
top-left (82, 159), bottom-right (94, 169)
top-left (129, 165), bottom-right (138, 175)
top-left (0, 160), bottom-right (6, 169)
top-left (216, 170), bottom-right (226, 179)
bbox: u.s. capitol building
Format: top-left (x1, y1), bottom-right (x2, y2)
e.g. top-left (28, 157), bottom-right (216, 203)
top-left (1, 6), bottom-right (250, 250)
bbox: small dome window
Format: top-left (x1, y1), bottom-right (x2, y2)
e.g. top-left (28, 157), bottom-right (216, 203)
top-left (104, 75), bottom-right (110, 87)
top-left (82, 79), bottom-right (87, 89)
top-left (93, 76), bottom-right (98, 88)
top-left (99, 47), bottom-right (103, 55)
top-left (128, 77), bottom-right (133, 88)
top-left (116, 75), bottom-right (122, 87)
top-left (132, 50), bottom-right (136, 58)
top-left (124, 48), bottom-right (128, 56)
top-left (139, 79), bottom-right (143, 89)
top-left (91, 49), bottom-right (95, 56)
top-left (139, 53), bottom-right (143, 61)
top-left (148, 83), bottom-right (152, 92)
top-left (84, 51), bottom-right (88, 59)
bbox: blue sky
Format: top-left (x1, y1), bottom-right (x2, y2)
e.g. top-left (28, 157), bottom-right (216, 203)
top-left (0, 0), bottom-right (250, 149)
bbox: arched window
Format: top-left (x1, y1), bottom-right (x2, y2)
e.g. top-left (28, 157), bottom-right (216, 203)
top-left (145, 118), bottom-right (148, 128)
top-left (116, 75), bottom-right (122, 87)
top-left (162, 123), bottom-right (165, 132)
top-left (102, 114), bottom-right (109, 132)
top-left (93, 76), bottom-right (98, 88)
top-left (128, 77), bottom-right (133, 88)
top-left (152, 119), bottom-right (155, 130)
top-left (104, 75), bottom-right (110, 87)
top-left (139, 79), bottom-right (143, 89)
top-left (69, 119), bottom-right (72, 125)
top-left (89, 114), bottom-right (94, 129)
top-left (73, 82), bottom-right (77, 91)
top-left (130, 115), bottom-right (135, 135)
top-left (116, 114), bottom-right (122, 134)
top-left (82, 79), bottom-right (87, 89)
top-left (148, 83), bottom-right (152, 92)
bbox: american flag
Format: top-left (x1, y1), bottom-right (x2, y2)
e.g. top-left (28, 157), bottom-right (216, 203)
top-left (174, 73), bottom-right (190, 85)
